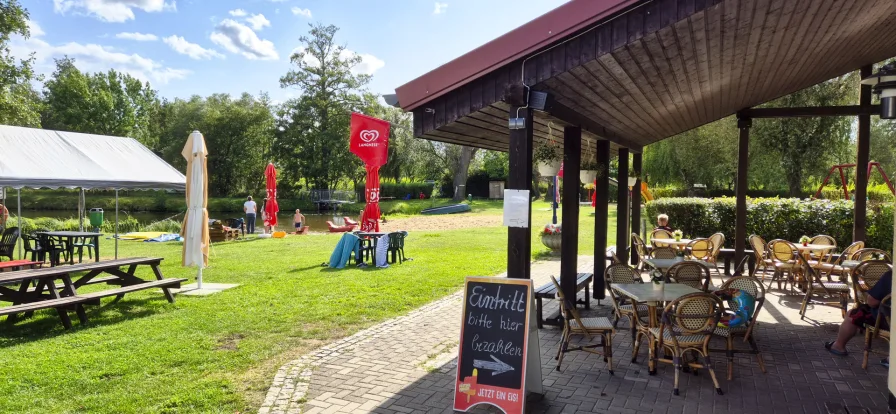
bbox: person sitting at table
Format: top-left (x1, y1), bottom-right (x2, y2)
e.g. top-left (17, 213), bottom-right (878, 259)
top-left (825, 269), bottom-right (891, 357)
top-left (654, 214), bottom-right (673, 232)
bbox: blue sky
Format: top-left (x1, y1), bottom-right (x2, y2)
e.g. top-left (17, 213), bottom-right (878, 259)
top-left (15, 0), bottom-right (568, 103)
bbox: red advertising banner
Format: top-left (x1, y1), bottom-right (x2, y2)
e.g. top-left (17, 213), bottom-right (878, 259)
top-left (454, 277), bottom-right (536, 413)
top-left (350, 112), bottom-right (390, 167)
top-left (350, 113), bottom-right (390, 231)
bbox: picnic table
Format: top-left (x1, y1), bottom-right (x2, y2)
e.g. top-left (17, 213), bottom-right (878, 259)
top-left (37, 231), bottom-right (103, 265)
top-left (0, 260), bottom-right (41, 272)
top-left (0, 257), bottom-right (186, 329)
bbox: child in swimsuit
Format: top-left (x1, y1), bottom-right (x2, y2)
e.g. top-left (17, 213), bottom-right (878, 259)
top-left (294, 209), bottom-right (306, 234)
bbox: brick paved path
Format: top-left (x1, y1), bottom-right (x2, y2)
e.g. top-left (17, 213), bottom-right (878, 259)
top-left (260, 257), bottom-right (890, 413)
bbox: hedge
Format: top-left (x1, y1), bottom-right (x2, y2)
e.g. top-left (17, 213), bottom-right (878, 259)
top-left (644, 197), bottom-right (894, 252)
top-left (354, 182), bottom-right (435, 200)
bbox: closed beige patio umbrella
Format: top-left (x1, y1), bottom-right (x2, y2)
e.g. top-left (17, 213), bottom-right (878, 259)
top-left (181, 131), bottom-right (210, 288)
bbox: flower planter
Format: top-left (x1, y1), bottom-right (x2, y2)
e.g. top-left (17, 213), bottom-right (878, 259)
top-left (537, 161), bottom-right (562, 177)
top-left (580, 170), bottom-right (597, 184)
top-left (627, 177), bottom-right (638, 187)
top-left (541, 232), bottom-right (562, 251)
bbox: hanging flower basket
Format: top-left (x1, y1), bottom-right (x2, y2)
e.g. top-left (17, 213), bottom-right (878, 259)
top-left (541, 223), bottom-right (562, 251)
top-left (537, 161), bottom-right (562, 177)
top-left (580, 170), bottom-right (597, 184)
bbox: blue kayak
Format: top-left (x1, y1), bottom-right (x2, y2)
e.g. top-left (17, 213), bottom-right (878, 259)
top-left (420, 204), bottom-right (472, 215)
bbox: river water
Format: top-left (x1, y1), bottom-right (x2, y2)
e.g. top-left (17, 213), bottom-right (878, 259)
top-left (15, 210), bottom-right (356, 231)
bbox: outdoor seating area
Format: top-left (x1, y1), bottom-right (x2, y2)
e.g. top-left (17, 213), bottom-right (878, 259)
top-left (0, 257), bottom-right (186, 329)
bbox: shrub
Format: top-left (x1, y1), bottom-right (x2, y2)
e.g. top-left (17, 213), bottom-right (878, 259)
top-left (356, 182), bottom-right (435, 200)
top-left (645, 197), bottom-right (893, 251)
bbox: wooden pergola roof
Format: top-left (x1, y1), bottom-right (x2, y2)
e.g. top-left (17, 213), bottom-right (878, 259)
top-left (394, 0), bottom-right (896, 154)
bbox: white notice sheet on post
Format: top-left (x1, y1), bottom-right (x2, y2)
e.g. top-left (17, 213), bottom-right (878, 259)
top-left (503, 189), bottom-right (530, 228)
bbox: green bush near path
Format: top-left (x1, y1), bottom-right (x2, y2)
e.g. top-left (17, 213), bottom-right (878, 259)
top-left (645, 197), bottom-right (894, 251)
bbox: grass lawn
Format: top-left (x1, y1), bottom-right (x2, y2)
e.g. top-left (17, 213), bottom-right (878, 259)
top-left (0, 201), bottom-right (617, 413)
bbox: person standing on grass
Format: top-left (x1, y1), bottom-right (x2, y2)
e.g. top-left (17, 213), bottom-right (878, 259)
top-left (244, 196), bottom-right (257, 234)
top-left (293, 209), bottom-right (306, 234)
top-left (0, 203), bottom-right (7, 228)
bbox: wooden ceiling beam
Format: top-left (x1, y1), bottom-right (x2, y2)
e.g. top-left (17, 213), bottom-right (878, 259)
top-left (740, 105), bottom-right (882, 119)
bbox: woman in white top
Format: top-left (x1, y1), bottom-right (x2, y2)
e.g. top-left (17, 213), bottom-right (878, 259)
top-left (243, 196), bottom-right (257, 234)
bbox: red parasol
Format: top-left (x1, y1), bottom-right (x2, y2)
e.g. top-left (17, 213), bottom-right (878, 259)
top-left (264, 163), bottom-right (279, 227)
top-left (349, 113), bottom-right (390, 232)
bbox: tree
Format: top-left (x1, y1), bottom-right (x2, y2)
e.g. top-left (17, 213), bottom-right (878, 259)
top-left (643, 117), bottom-right (738, 189)
top-left (753, 74), bottom-right (857, 196)
top-left (0, 0), bottom-right (41, 127)
top-left (156, 93), bottom-right (275, 197)
top-left (276, 23), bottom-right (370, 190)
top-left (42, 58), bottom-right (161, 147)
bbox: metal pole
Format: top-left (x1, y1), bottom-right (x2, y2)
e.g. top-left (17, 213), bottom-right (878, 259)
top-left (17, 189), bottom-right (21, 259)
top-left (115, 190), bottom-right (119, 259)
top-left (78, 189), bottom-right (84, 232)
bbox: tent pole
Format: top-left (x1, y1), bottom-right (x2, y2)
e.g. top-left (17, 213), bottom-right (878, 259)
top-left (115, 190), bottom-right (119, 259)
top-left (197, 267), bottom-right (203, 290)
top-left (79, 189), bottom-right (84, 232)
top-left (17, 189), bottom-right (21, 260)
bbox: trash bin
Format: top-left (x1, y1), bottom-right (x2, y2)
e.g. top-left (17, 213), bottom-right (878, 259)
top-left (89, 208), bottom-right (104, 228)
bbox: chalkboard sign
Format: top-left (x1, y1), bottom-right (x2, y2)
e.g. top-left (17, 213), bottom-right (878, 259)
top-left (454, 277), bottom-right (541, 413)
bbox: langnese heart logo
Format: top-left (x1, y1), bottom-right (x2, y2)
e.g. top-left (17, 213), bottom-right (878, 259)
top-left (360, 130), bottom-right (379, 143)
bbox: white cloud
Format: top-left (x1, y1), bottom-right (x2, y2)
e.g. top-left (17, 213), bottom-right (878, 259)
top-left (53, 0), bottom-right (177, 23)
top-left (433, 2), bottom-right (448, 15)
top-left (210, 19), bottom-right (278, 60)
top-left (27, 20), bottom-right (45, 37)
top-left (228, 9), bottom-right (247, 17)
top-left (163, 35), bottom-right (224, 60)
top-left (10, 26), bottom-right (188, 85)
top-left (291, 7), bottom-right (312, 18)
top-left (245, 14), bottom-right (270, 31)
top-left (291, 47), bottom-right (384, 76)
top-left (115, 32), bottom-right (158, 41)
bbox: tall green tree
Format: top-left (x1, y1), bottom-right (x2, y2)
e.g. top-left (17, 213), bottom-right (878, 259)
top-left (276, 23), bottom-right (370, 190)
top-left (0, 0), bottom-right (41, 127)
top-left (42, 58), bottom-right (161, 147)
top-left (156, 93), bottom-right (275, 197)
top-left (753, 74), bottom-right (857, 196)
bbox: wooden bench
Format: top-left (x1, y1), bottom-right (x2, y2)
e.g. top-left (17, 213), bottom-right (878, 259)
top-left (534, 272), bottom-right (593, 328)
top-left (0, 257), bottom-right (185, 329)
top-left (0, 260), bottom-right (41, 272)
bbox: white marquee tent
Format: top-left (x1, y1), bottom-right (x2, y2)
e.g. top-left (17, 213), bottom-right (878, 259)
top-left (0, 125), bottom-right (187, 258)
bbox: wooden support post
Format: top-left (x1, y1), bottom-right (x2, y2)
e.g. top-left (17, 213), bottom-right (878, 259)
top-left (616, 149), bottom-right (629, 263)
top-left (855, 65), bottom-right (873, 242)
top-left (594, 140), bottom-right (610, 300)
top-left (507, 107), bottom-right (533, 279)
top-left (735, 115), bottom-right (751, 272)
top-left (561, 126), bottom-right (581, 302)
top-left (630, 153), bottom-right (642, 265)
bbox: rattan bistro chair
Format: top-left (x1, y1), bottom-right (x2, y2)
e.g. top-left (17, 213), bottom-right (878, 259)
top-left (648, 292), bottom-right (725, 396)
top-left (813, 241), bottom-right (864, 282)
top-left (749, 235), bottom-right (774, 280)
top-left (767, 239), bottom-right (800, 293)
top-left (667, 261), bottom-right (712, 292)
top-left (712, 276), bottom-right (768, 380)
top-left (686, 238), bottom-right (714, 261)
top-left (631, 233), bottom-right (650, 272)
top-left (797, 254), bottom-right (851, 320)
top-left (651, 229), bottom-right (673, 247)
top-left (605, 264), bottom-right (647, 339)
top-left (862, 294), bottom-right (891, 370)
top-left (550, 276), bottom-right (615, 373)
top-left (852, 248), bottom-right (893, 263)
top-left (650, 247), bottom-right (678, 260)
top-left (852, 260), bottom-right (892, 306)
top-left (707, 233), bottom-right (725, 265)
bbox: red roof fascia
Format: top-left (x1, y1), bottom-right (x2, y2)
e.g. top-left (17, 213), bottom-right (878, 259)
top-left (395, 0), bottom-right (640, 111)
